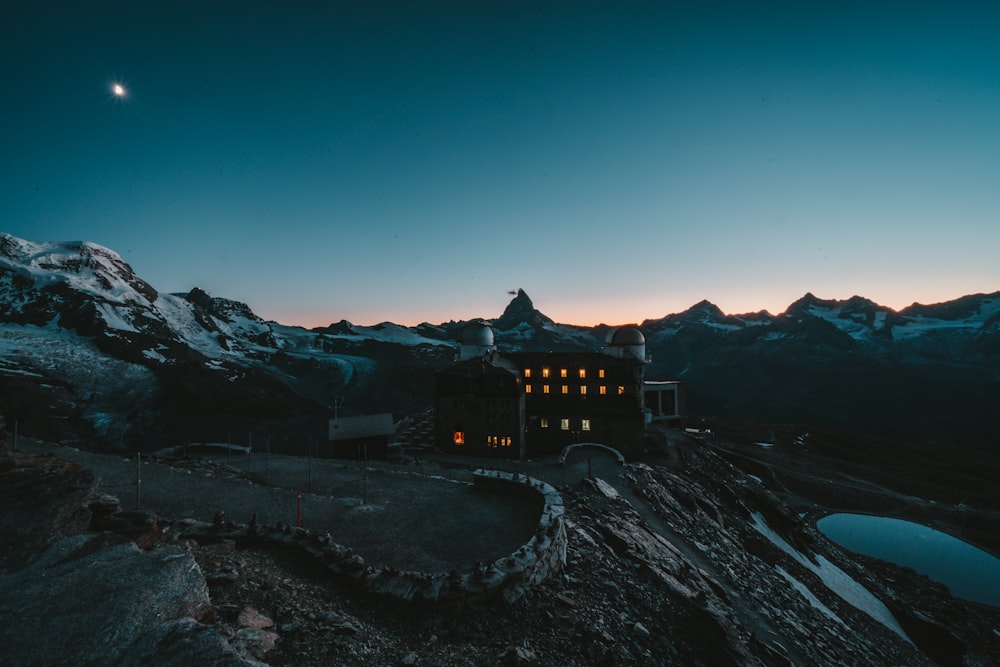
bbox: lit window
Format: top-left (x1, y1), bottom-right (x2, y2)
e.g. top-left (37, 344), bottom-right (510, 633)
top-left (453, 431), bottom-right (464, 445)
top-left (524, 368), bottom-right (531, 378)
top-left (599, 386), bottom-right (607, 395)
top-left (618, 385), bottom-right (626, 395)
top-left (561, 385), bottom-right (568, 394)
top-left (598, 369), bottom-right (605, 378)
top-left (540, 418), bottom-right (549, 428)
top-left (560, 368), bottom-right (568, 378)
top-left (542, 367), bottom-right (550, 378)
top-left (582, 419), bottom-right (591, 431)
top-left (560, 418), bottom-right (569, 430)
top-left (580, 385), bottom-right (587, 395)
top-left (578, 368), bottom-right (586, 379)
top-left (525, 384), bottom-right (532, 394)
top-left (543, 384), bottom-right (550, 394)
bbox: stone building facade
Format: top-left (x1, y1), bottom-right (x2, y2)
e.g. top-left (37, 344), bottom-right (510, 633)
top-left (433, 323), bottom-right (652, 458)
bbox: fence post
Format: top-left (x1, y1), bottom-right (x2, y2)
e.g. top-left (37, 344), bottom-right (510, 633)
top-left (135, 452), bottom-right (142, 510)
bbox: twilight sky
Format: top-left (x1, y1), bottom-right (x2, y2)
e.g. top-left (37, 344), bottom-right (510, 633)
top-left (3, 1), bottom-right (998, 328)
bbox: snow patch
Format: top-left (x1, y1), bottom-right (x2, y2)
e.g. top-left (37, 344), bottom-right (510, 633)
top-left (805, 304), bottom-right (870, 340)
top-left (751, 512), bottom-right (910, 643)
top-left (96, 302), bottom-right (139, 332)
top-left (142, 349), bottom-right (167, 363)
top-left (0, 365), bottom-right (44, 377)
top-left (775, 565), bottom-right (848, 628)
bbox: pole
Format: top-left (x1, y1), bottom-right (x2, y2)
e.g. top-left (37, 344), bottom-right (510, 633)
top-left (297, 489), bottom-right (302, 527)
top-left (362, 443), bottom-right (368, 505)
top-left (307, 439), bottom-right (312, 494)
top-left (135, 452), bottom-right (142, 510)
top-left (13, 420), bottom-right (17, 451)
top-left (266, 438), bottom-right (270, 485)
top-left (248, 432), bottom-right (252, 477)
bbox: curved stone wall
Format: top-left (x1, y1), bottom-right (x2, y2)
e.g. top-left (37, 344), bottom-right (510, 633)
top-left (162, 469), bottom-right (566, 604)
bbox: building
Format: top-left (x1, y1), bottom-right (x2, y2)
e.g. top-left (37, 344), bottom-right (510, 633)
top-left (643, 380), bottom-right (685, 423)
top-left (433, 323), bottom-right (669, 458)
top-left (433, 322), bottom-right (526, 458)
top-left (433, 355), bottom-right (526, 459)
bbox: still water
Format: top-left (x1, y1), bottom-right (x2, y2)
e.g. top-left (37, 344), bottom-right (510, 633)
top-left (817, 513), bottom-right (1000, 607)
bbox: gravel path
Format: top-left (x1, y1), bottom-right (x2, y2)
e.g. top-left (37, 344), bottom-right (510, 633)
top-left (16, 439), bottom-right (541, 573)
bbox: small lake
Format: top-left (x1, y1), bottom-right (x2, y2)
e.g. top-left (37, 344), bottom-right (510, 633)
top-left (817, 513), bottom-right (1000, 607)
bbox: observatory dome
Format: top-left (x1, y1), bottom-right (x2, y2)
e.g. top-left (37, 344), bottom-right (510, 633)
top-left (461, 322), bottom-right (495, 346)
top-left (458, 321), bottom-right (497, 360)
top-left (603, 326), bottom-right (647, 362)
top-left (605, 326), bottom-right (645, 346)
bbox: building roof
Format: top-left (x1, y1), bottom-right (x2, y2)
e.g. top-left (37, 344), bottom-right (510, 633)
top-left (328, 413), bottom-right (396, 441)
top-left (435, 354), bottom-right (520, 377)
top-left (503, 350), bottom-right (641, 365)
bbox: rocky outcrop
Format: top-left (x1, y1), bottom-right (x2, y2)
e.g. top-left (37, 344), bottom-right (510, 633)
top-left (0, 453), bottom-right (270, 666)
top-left (0, 533), bottom-right (215, 665)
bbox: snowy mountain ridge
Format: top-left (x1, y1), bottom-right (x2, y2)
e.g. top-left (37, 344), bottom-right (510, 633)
top-left (641, 290), bottom-right (1000, 346)
top-left (1, 233), bottom-right (998, 449)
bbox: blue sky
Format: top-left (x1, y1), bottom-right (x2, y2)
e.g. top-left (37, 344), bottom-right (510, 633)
top-left (3, 1), bottom-right (998, 327)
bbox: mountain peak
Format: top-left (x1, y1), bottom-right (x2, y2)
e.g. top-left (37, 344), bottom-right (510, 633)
top-left (785, 292), bottom-right (830, 315)
top-left (0, 233), bottom-right (157, 304)
top-left (492, 289), bottom-right (554, 330)
top-left (681, 299), bottom-right (726, 322)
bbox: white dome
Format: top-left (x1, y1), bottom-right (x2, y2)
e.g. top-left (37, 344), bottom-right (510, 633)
top-left (603, 326), bottom-right (646, 362)
top-left (458, 322), bottom-right (497, 360)
top-left (461, 322), bottom-right (494, 346)
top-left (605, 326), bottom-right (645, 346)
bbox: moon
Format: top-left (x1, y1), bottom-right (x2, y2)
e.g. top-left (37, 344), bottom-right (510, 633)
top-left (112, 83), bottom-right (126, 97)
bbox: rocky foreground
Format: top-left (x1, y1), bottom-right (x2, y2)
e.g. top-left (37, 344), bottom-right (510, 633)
top-left (2, 432), bottom-right (999, 666)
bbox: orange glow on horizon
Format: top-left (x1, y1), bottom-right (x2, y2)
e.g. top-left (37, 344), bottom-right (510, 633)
top-left (260, 285), bottom-right (997, 331)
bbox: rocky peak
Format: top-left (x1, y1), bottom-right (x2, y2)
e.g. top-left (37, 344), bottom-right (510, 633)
top-left (784, 292), bottom-right (827, 316)
top-left (682, 299), bottom-right (727, 323)
top-left (184, 287), bottom-right (214, 310)
top-left (492, 289), bottom-right (554, 330)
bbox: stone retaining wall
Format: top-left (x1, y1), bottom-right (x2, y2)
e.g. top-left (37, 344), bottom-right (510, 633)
top-left (159, 469), bottom-right (566, 604)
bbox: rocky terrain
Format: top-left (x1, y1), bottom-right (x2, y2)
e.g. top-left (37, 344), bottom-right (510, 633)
top-left (3, 424), bottom-right (999, 666)
top-left (2, 233), bottom-right (999, 665)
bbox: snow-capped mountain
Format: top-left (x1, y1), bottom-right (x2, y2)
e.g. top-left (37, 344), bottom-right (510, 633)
top-left (1, 233), bottom-right (997, 451)
top-left (640, 290), bottom-right (1000, 450)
